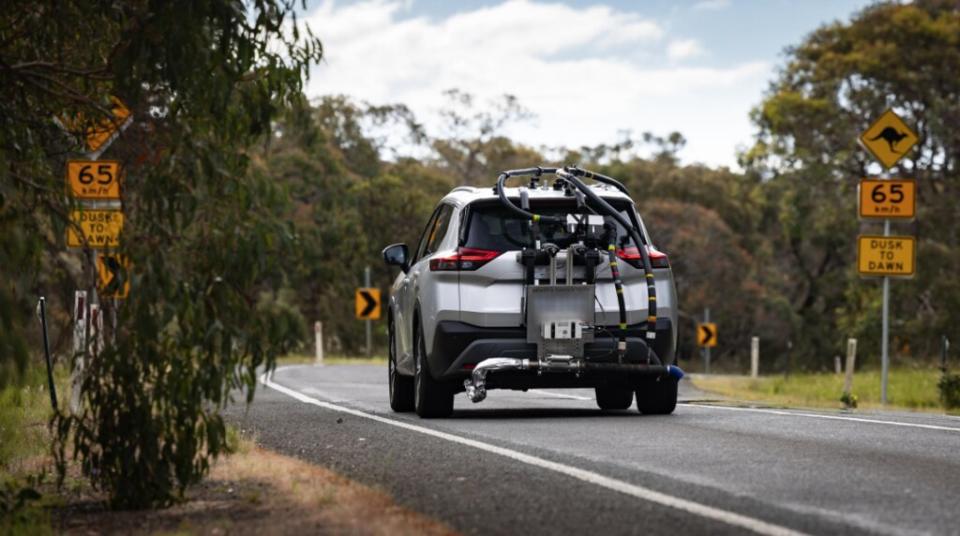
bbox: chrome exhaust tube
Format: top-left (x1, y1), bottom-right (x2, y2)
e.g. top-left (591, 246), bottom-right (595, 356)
top-left (464, 358), bottom-right (531, 403)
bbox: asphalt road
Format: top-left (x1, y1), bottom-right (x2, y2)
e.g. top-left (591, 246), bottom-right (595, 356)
top-left (225, 364), bottom-right (960, 535)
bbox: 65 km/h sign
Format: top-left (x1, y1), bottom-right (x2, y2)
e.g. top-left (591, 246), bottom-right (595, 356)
top-left (859, 179), bottom-right (915, 220)
top-left (857, 235), bottom-right (916, 277)
top-left (67, 160), bottom-right (122, 200)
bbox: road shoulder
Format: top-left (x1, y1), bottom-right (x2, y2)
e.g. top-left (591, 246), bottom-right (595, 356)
top-left (55, 437), bottom-right (455, 535)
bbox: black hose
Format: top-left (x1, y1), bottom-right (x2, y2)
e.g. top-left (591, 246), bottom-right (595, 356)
top-left (566, 167), bottom-right (630, 195)
top-left (606, 245), bottom-right (628, 362)
top-left (496, 172), bottom-right (565, 225)
top-left (556, 169), bottom-right (658, 344)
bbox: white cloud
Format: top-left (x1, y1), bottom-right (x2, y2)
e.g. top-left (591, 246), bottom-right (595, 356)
top-left (692, 0), bottom-right (730, 11)
top-left (301, 0), bottom-right (771, 168)
top-left (667, 39), bottom-right (705, 61)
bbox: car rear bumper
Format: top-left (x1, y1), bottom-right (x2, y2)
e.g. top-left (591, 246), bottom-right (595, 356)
top-left (429, 319), bottom-right (676, 381)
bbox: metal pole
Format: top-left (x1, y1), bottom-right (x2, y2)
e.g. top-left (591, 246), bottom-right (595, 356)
top-left (704, 307), bottom-right (711, 375)
top-left (365, 266), bottom-right (372, 358)
top-left (881, 219), bottom-right (890, 404)
top-left (38, 297), bottom-right (58, 411)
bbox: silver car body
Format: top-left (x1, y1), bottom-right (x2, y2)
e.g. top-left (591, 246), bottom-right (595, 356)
top-left (389, 184), bottom-right (679, 378)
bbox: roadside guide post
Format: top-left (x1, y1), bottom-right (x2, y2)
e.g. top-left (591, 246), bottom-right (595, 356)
top-left (843, 338), bottom-right (858, 400)
top-left (942, 335), bottom-right (950, 374)
top-left (315, 321), bottom-right (325, 365)
top-left (750, 336), bottom-right (759, 379)
top-left (857, 109), bottom-right (918, 405)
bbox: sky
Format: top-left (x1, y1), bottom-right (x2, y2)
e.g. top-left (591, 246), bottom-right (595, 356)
top-left (300, 0), bottom-right (876, 169)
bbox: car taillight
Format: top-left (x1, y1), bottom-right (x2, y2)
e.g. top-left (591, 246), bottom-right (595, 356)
top-left (430, 247), bottom-right (502, 271)
top-left (616, 246), bottom-right (670, 269)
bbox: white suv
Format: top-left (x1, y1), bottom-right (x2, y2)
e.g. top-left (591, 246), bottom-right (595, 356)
top-left (383, 167), bottom-right (681, 418)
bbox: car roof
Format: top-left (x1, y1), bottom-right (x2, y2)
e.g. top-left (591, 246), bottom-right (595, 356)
top-left (440, 183), bottom-right (634, 209)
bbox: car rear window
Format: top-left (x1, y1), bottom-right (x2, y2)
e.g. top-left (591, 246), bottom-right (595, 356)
top-left (463, 200), bottom-right (646, 251)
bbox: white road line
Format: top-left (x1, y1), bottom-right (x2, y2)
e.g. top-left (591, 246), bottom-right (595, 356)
top-left (261, 373), bottom-right (804, 536)
top-left (685, 403), bottom-right (960, 433)
top-left (526, 389), bottom-right (594, 401)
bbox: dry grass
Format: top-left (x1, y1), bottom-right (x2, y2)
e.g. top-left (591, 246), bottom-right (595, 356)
top-left (56, 437), bottom-right (455, 535)
top-left (692, 368), bottom-right (948, 412)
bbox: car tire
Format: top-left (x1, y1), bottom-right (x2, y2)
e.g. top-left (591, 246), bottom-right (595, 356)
top-left (414, 321), bottom-right (454, 418)
top-left (595, 386), bottom-right (634, 410)
top-left (388, 319), bottom-right (414, 413)
top-left (635, 377), bottom-right (678, 415)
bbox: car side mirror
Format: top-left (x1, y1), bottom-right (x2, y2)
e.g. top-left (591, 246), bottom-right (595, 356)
top-left (382, 243), bottom-right (409, 273)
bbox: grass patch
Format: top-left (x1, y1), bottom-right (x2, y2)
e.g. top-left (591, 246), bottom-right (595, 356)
top-left (0, 365), bottom-right (66, 474)
top-left (692, 367), bottom-right (948, 412)
top-left (1, 364), bottom-right (67, 535)
top-left (276, 353), bottom-right (387, 366)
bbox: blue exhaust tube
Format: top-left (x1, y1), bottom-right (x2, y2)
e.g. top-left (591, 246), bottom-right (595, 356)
top-left (666, 365), bottom-right (685, 381)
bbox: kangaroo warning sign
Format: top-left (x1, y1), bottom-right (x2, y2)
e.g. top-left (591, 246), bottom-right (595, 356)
top-left (84, 97), bottom-right (132, 154)
top-left (66, 160), bottom-right (122, 200)
top-left (859, 179), bottom-right (915, 220)
top-left (67, 210), bottom-right (123, 249)
top-left (857, 235), bottom-right (915, 277)
top-left (859, 109), bottom-right (918, 169)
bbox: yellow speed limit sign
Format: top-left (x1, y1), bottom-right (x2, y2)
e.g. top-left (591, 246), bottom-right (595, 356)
top-left (66, 160), bottom-right (122, 200)
top-left (857, 235), bottom-right (916, 277)
top-left (859, 179), bottom-right (915, 220)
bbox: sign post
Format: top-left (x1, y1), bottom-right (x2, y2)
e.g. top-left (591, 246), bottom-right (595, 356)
top-left (365, 267), bottom-right (372, 357)
top-left (857, 108), bottom-right (918, 405)
top-left (60, 97), bottom-right (132, 413)
top-left (696, 309), bottom-right (716, 374)
top-left (355, 269), bottom-right (381, 357)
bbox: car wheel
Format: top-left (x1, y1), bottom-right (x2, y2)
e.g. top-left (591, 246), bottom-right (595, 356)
top-left (414, 321), bottom-right (454, 418)
top-left (635, 377), bottom-right (678, 415)
top-left (388, 319), bottom-right (414, 412)
top-left (595, 386), bottom-right (634, 410)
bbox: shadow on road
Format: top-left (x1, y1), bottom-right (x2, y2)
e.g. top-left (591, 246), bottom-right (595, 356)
top-left (446, 407), bottom-right (665, 420)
